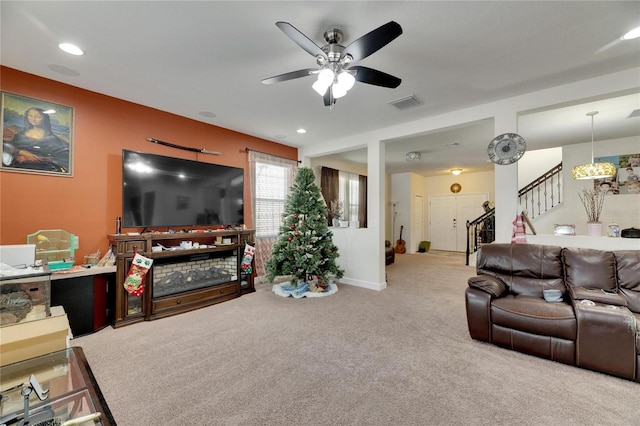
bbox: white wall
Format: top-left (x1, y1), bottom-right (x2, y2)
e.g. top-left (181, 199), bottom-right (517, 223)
top-left (423, 170), bottom-right (495, 242)
top-left (518, 147), bottom-right (563, 187)
top-left (532, 136), bottom-right (640, 235)
top-left (390, 173), bottom-right (426, 253)
top-left (300, 68), bottom-right (640, 291)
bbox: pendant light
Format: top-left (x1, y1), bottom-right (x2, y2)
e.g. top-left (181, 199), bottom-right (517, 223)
top-left (571, 111), bottom-right (617, 180)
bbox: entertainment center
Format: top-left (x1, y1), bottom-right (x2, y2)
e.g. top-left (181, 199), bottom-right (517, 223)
top-left (109, 148), bottom-right (255, 327)
top-left (108, 229), bottom-right (255, 328)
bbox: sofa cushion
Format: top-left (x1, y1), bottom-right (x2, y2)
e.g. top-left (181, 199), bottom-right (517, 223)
top-left (491, 295), bottom-right (577, 341)
top-left (563, 248), bottom-right (616, 291)
top-left (468, 275), bottom-right (507, 297)
top-left (567, 287), bottom-right (627, 306)
top-left (614, 251), bottom-right (640, 314)
top-left (477, 244), bottom-right (564, 297)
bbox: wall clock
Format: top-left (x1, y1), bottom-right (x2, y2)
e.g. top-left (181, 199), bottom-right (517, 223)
top-left (487, 133), bottom-right (526, 165)
top-left (450, 183), bottom-right (462, 193)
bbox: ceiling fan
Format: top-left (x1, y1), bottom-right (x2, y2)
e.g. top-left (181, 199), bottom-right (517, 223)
top-left (261, 21), bottom-right (403, 107)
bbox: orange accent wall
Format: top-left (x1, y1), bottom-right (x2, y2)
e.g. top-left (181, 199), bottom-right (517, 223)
top-left (0, 66), bottom-right (297, 261)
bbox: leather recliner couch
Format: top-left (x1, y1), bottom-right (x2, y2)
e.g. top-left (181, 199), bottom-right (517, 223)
top-left (465, 243), bottom-right (640, 382)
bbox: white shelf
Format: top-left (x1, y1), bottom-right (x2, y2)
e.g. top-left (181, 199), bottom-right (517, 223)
top-left (526, 235), bottom-right (640, 250)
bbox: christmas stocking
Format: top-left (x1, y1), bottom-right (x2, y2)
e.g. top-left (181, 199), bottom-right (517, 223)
top-left (240, 243), bottom-right (256, 274)
top-left (124, 252), bottom-right (153, 297)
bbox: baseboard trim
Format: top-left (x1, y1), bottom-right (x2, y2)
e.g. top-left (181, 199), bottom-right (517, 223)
top-left (339, 277), bottom-right (387, 291)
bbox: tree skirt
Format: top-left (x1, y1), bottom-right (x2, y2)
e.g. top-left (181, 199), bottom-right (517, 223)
top-left (272, 282), bottom-right (338, 299)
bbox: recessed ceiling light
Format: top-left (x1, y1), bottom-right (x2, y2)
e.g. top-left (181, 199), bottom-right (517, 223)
top-left (445, 142), bottom-right (461, 148)
top-left (621, 26), bottom-right (640, 40)
top-left (296, 128), bottom-right (307, 134)
top-left (58, 43), bottom-right (84, 56)
top-left (199, 111), bottom-right (216, 118)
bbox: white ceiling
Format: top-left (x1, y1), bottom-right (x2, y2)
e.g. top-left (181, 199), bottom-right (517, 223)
top-left (2, 1), bottom-right (639, 176)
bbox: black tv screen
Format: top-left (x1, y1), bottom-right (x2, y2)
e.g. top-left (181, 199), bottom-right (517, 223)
top-left (122, 150), bottom-right (244, 228)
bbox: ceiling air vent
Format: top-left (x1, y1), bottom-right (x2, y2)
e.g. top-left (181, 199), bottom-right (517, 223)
top-left (628, 109), bottom-right (640, 118)
top-left (389, 95), bottom-right (422, 110)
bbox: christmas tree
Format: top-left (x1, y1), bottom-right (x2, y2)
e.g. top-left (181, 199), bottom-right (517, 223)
top-left (266, 167), bottom-right (344, 288)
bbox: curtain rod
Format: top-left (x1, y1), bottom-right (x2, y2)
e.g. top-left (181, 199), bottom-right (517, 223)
top-left (245, 147), bottom-right (301, 163)
top-left (147, 137), bottom-right (222, 155)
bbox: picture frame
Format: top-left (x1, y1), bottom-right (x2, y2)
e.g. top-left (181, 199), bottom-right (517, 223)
top-left (1, 91), bottom-right (74, 176)
top-left (176, 195), bottom-right (190, 210)
top-left (594, 153), bottom-right (640, 195)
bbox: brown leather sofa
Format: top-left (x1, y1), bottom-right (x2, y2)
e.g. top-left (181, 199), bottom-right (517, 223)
top-left (385, 240), bottom-right (395, 265)
top-left (465, 243), bottom-right (639, 382)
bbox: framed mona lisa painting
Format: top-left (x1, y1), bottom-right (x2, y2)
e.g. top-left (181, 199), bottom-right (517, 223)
top-left (1, 92), bottom-right (74, 176)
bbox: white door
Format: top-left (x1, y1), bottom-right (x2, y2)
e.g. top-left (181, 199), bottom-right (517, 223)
top-left (413, 195), bottom-right (424, 253)
top-left (430, 194), bottom-right (488, 251)
top-left (429, 196), bottom-right (457, 251)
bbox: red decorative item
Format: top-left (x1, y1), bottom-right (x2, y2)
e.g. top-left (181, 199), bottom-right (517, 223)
top-left (123, 251), bottom-right (153, 296)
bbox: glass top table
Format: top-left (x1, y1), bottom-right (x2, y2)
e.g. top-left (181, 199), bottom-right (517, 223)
top-left (0, 347), bottom-right (115, 425)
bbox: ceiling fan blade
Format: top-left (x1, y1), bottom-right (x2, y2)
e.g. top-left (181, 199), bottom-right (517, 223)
top-left (261, 68), bottom-right (317, 84)
top-left (341, 21), bottom-right (403, 62)
top-left (276, 22), bottom-right (326, 58)
top-left (351, 66), bottom-right (401, 88)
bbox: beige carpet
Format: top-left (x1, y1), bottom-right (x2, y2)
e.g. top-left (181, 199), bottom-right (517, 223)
top-left (75, 253), bottom-right (639, 425)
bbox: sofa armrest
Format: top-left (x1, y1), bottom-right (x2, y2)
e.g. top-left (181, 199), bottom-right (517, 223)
top-left (468, 275), bottom-right (507, 298)
top-left (568, 287), bottom-right (628, 306)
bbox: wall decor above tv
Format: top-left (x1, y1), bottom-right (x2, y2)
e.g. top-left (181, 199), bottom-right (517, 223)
top-left (122, 150), bottom-right (244, 228)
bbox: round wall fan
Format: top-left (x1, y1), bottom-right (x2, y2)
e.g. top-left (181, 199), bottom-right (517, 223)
top-left (261, 21), bottom-right (403, 106)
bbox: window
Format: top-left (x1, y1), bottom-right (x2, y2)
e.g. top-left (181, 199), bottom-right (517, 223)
top-left (249, 150), bottom-right (297, 277)
top-left (321, 166), bottom-right (367, 227)
top-left (254, 161), bottom-right (289, 237)
top-left (339, 171), bottom-right (360, 222)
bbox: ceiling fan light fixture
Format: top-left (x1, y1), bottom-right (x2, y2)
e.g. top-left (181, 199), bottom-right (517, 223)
top-left (406, 151), bottom-right (421, 161)
top-left (332, 83), bottom-right (347, 99)
top-left (571, 111), bottom-right (617, 180)
top-left (317, 68), bottom-right (334, 85)
top-left (336, 71), bottom-right (355, 91)
top-left (312, 79), bottom-right (330, 96)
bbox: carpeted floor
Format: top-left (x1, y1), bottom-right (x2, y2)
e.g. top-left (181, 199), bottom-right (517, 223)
top-left (75, 253), bottom-right (639, 425)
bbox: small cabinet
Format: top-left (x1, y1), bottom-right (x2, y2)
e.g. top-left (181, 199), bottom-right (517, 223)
top-left (108, 230), bottom-right (255, 328)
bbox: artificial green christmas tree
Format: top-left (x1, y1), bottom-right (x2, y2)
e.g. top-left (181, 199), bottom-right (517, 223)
top-left (266, 167), bottom-right (344, 289)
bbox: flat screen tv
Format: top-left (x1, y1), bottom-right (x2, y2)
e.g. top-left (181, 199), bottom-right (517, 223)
top-left (122, 150), bottom-right (244, 229)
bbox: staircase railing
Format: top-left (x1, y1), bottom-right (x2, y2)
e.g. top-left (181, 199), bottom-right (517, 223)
top-left (518, 162), bottom-right (563, 219)
top-left (465, 162), bottom-right (563, 265)
top-left (466, 207), bottom-right (495, 265)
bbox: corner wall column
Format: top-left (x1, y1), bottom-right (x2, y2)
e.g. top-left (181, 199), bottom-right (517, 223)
top-left (494, 112), bottom-right (519, 243)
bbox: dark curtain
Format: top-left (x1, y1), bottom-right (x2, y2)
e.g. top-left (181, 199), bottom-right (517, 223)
top-left (358, 174), bottom-right (368, 228)
top-left (321, 167), bottom-right (339, 225)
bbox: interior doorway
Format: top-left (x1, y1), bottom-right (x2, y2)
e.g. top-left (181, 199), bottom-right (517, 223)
top-left (412, 195), bottom-right (424, 252)
top-left (429, 193), bottom-right (488, 252)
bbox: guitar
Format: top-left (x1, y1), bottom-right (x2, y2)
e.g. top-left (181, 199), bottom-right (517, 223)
top-left (395, 225), bottom-right (406, 254)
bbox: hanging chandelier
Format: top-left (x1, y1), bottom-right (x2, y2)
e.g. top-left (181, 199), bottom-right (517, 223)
top-left (571, 111), bottom-right (617, 180)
